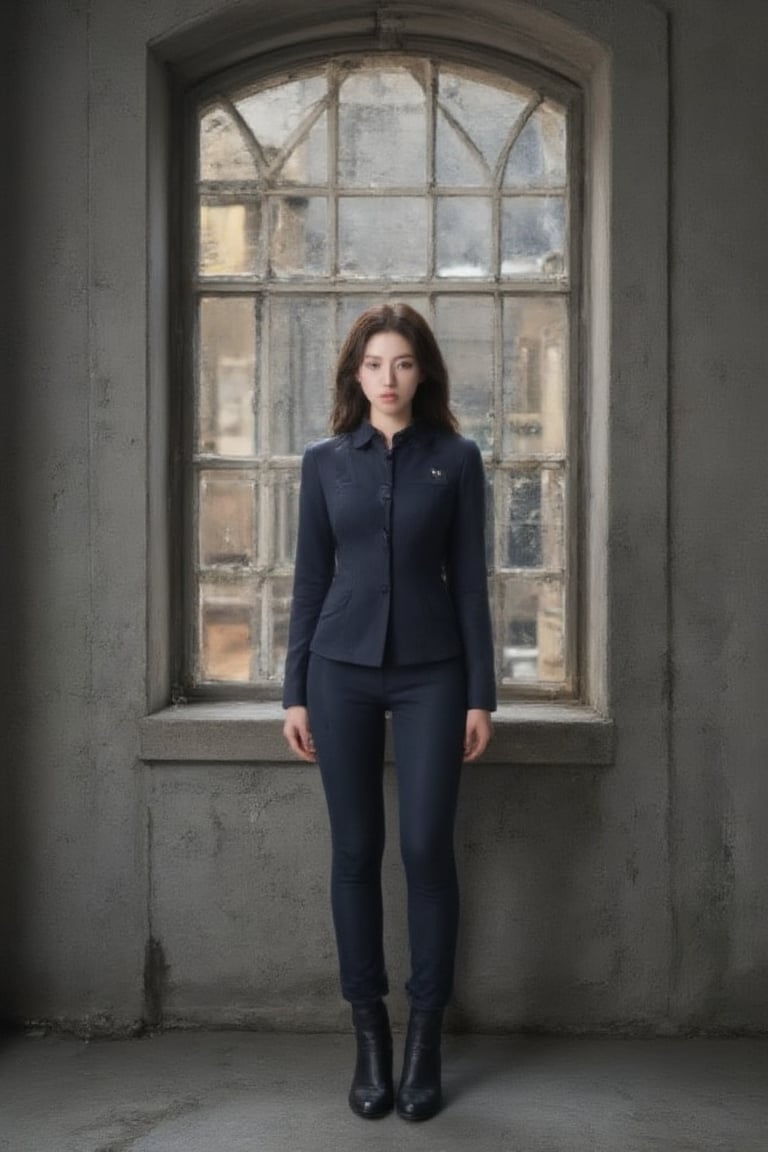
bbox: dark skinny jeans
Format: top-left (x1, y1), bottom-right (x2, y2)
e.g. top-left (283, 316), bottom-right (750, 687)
top-left (307, 652), bottom-right (467, 1011)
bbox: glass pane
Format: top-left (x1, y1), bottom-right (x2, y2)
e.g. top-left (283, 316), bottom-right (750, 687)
top-left (438, 70), bottom-right (530, 172)
top-left (268, 575), bottom-right (294, 682)
top-left (500, 470), bottom-right (542, 569)
top-left (199, 577), bottom-right (255, 683)
top-left (270, 197), bottom-right (328, 278)
top-left (436, 197), bottom-right (493, 277)
top-left (435, 107), bottom-right (488, 187)
top-left (236, 75), bottom-right (327, 154)
top-left (199, 200), bottom-right (263, 277)
top-left (274, 112), bottom-right (328, 186)
top-left (496, 574), bottom-right (565, 683)
top-left (339, 69), bottom-right (426, 188)
top-left (504, 101), bottom-right (567, 189)
top-left (338, 198), bottom-right (427, 278)
top-left (501, 195), bottom-right (566, 278)
top-left (269, 468), bottom-right (301, 569)
top-left (495, 466), bottom-right (564, 570)
top-left (268, 297), bottom-right (332, 454)
top-left (502, 297), bottom-right (567, 456)
top-left (199, 470), bottom-right (255, 567)
top-left (199, 105), bottom-right (259, 182)
top-left (199, 297), bottom-right (257, 456)
top-left (434, 297), bottom-right (494, 451)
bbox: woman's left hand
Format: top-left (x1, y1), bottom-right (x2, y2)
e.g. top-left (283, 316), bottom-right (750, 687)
top-left (463, 709), bottom-right (493, 762)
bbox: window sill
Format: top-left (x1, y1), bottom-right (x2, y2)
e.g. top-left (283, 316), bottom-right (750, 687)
top-left (139, 701), bottom-right (614, 766)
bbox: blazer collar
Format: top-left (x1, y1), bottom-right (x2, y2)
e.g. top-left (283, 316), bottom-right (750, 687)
top-left (350, 421), bottom-right (378, 448)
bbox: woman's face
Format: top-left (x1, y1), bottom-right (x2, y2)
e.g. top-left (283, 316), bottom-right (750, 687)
top-left (356, 330), bottom-right (422, 428)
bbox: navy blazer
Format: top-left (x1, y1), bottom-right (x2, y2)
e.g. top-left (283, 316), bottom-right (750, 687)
top-left (282, 420), bottom-right (497, 711)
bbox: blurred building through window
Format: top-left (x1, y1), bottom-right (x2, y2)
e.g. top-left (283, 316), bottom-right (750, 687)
top-left (189, 57), bottom-right (576, 696)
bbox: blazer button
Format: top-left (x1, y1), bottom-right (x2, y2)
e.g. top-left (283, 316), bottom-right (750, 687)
top-left (381, 584), bottom-right (389, 593)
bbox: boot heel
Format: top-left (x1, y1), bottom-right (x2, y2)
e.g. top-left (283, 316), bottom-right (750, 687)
top-left (348, 1000), bottom-right (394, 1119)
top-left (396, 1008), bottom-right (443, 1121)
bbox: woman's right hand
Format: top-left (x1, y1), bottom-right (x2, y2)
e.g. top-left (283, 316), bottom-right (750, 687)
top-left (283, 706), bottom-right (316, 762)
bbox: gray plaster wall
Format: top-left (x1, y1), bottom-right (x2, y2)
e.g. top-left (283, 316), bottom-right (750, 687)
top-left (2, 0), bottom-right (767, 1033)
top-left (668, 4), bottom-right (768, 1027)
top-left (0, 0), bottom-right (18, 1014)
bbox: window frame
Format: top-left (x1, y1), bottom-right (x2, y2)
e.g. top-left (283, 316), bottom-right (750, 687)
top-left (140, 0), bottom-right (669, 768)
top-left (175, 46), bottom-right (585, 704)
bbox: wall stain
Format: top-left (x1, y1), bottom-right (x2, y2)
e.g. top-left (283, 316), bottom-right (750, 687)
top-left (143, 937), bottom-right (170, 1028)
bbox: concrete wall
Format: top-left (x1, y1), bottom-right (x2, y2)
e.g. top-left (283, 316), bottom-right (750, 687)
top-left (2, 0), bottom-right (768, 1034)
top-left (0, 0), bottom-right (18, 1015)
top-left (669, 4), bottom-right (768, 1026)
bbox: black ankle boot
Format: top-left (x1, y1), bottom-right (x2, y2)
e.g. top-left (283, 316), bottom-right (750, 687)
top-left (348, 1000), bottom-right (394, 1119)
top-left (396, 1008), bottom-right (443, 1121)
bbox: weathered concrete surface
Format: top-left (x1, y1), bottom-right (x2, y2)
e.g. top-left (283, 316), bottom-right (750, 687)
top-left (2, 0), bottom-right (768, 1036)
top-left (1, 1032), bottom-right (767, 1152)
top-left (0, 0), bottom-right (18, 1021)
top-left (149, 764), bottom-right (665, 1033)
top-left (2, 0), bottom-right (148, 1027)
top-left (667, 1), bottom-right (768, 1031)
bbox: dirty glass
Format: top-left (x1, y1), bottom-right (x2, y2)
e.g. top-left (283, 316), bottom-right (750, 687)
top-left (502, 296), bottom-right (567, 456)
top-left (192, 56), bottom-right (575, 695)
top-left (268, 296), bottom-right (333, 455)
top-left (438, 70), bottom-right (531, 173)
top-left (435, 105), bottom-right (488, 187)
top-left (270, 197), bottom-right (328, 278)
top-left (338, 197), bottom-right (428, 278)
top-left (504, 102), bottom-right (567, 189)
top-left (436, 198), bottom-right (493, 277)
top-left (501, 195), bottom-right (567, 277)
top-left (270, 469), bottom-right (302, 570)
top-left (268, 575), bottom-right (294, 682)
top-left (198, 471), bottom-right (255, 567)
top-left (339, 69), bottom-right (426, 188)
top-left (274, 113), bottom-right (328, 186)
top-left (236, 75), bottom-right (327, 158)
top-left (434, 296), bottom-right (495, 451)
top-left (497, 574), bottom-right (565, 683)
top-left (198, 297), bottom-right (257, 456)
top-left (199, 200), bottom-right (263, 277)
top-left (497, 467), bottom-right (565, 571)
top-left (199, 577), bottom-right (254, 683)
top-left (199, 105), bottom-right (260, 182)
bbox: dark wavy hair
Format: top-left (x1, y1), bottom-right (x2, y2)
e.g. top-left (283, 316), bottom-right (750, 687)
top-left (331, 302), bottom-right (459, 435)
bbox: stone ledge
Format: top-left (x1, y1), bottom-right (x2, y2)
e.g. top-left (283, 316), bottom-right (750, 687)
top-left (140, 701), bottom-right (614, 765)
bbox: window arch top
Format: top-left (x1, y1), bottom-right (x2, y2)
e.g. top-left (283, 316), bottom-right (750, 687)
top-left (197, 57), bottom-right (569, 283)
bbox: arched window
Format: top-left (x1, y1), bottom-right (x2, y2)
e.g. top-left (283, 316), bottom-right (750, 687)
top-left (185, 54), bottom-right (578, 698)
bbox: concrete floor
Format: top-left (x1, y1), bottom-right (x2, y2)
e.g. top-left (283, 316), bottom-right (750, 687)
top-left (0, 1031), bottom-right (766, 1152)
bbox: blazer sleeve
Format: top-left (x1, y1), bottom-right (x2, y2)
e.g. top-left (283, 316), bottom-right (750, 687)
top-left (282, 445), bottom-right (335, 708)
top-left (447, 439), bottom-right (497, 711)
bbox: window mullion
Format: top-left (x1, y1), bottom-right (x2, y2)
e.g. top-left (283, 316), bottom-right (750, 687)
top-left (255, 294), bottom-right (271, 682)
top-left (329, 63), bottom-right (340, 278)
top-left (427, 60), bottom-right (437, 280)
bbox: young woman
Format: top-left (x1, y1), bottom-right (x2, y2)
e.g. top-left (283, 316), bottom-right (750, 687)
top-left (283, 302), bottom-right (495, 1122)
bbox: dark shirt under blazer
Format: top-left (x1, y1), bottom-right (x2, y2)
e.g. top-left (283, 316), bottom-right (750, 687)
top-left (282, 420), bottom-right (497, 712)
